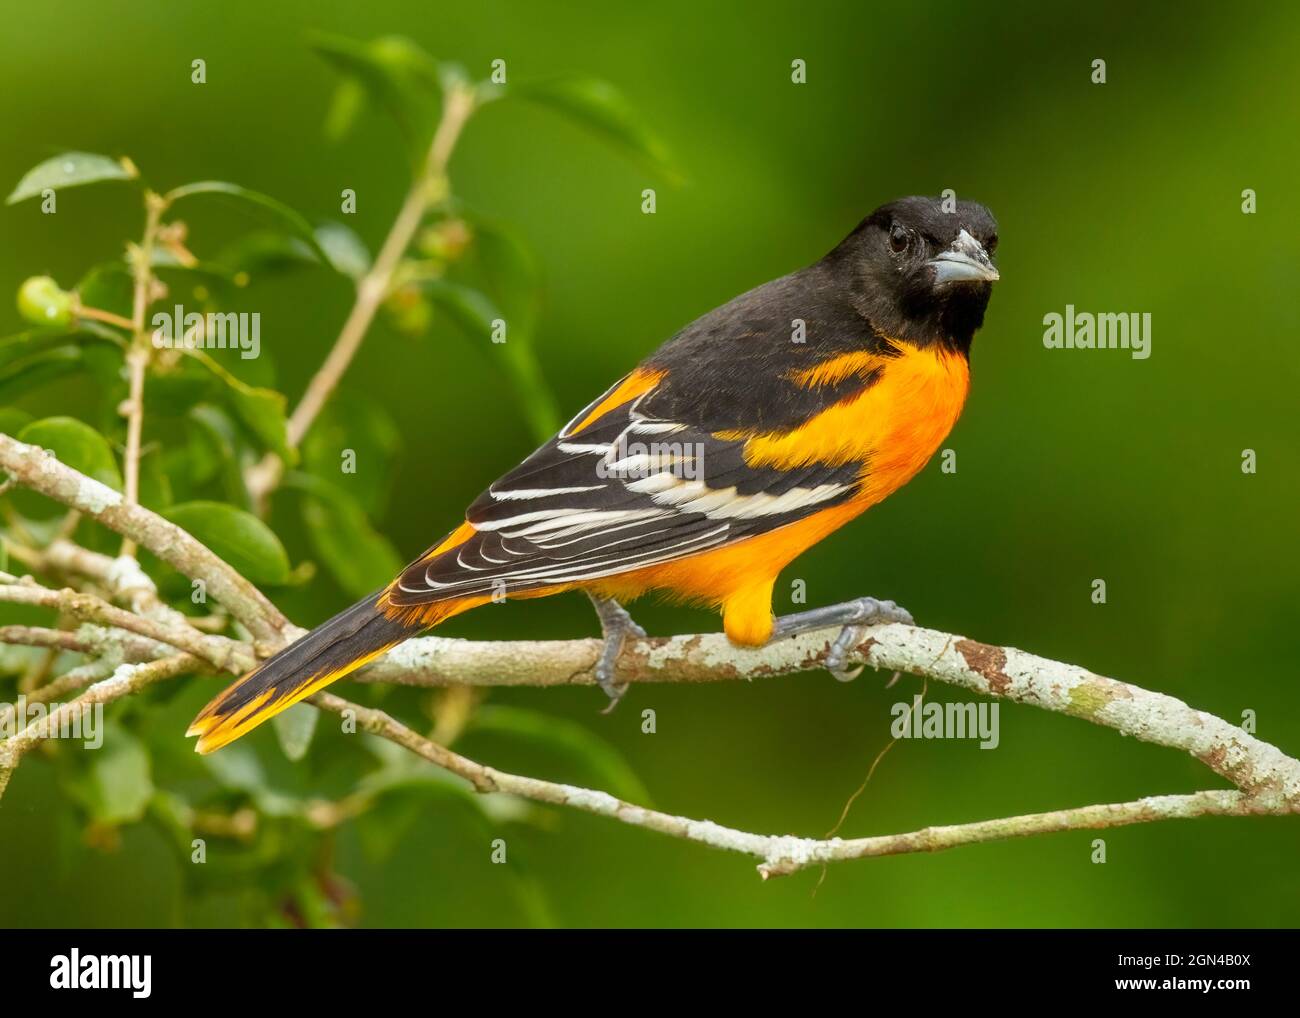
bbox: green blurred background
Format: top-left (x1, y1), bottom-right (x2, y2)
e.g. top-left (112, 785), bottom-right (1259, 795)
top-left (1, 0), bottom-right (1297, 927)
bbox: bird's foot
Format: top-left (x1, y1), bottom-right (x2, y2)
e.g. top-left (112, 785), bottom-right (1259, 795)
top-left (587, 594), bottom-right (646, 712)
top-left (770, 596), bottom-right (913, 682)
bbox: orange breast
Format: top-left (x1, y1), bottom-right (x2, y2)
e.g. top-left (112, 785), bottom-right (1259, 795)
top-left (593, 342), bottom-right (970, 618)
top-left (736, 341), bottom-right (969, 497)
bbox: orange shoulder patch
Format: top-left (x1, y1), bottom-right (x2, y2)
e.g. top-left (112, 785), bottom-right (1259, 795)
top-left (565, 368), bottom-right (664, 436)
top-left (787, 349), bottom-right (892, 389)
top-left (737, 343), bottom-right (970, 484)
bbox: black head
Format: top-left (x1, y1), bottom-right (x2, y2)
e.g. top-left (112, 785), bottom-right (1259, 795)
top-left (826, 195), bottom-right (999, 352)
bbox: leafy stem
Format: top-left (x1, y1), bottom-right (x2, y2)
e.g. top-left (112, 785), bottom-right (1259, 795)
top-left (119, 189), bottom-right (168, 557)
top-left (245, 81), bottom-right (478, 509)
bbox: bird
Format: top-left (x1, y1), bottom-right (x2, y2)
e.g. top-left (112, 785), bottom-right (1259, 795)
top-left (188, 195), bottom-right (1000, 754)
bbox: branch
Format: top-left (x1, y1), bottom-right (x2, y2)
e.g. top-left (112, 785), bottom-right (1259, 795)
top-left (119, 190), bottom-right (167, 558)
top-left (310, 691), bottom-right (1273, 877)
top-left (35, 537), bottom-right (236, 643)
top-left (0, 654), bottom-right (199, 799)
top-left (354, 626), bottom-right (1300, 809)
top-left (0, 578), bottom-right (251, 673)
top-left (0, 623), bottom-right (170, 663)
top-left (3, 439), bottom-right (1298, 877)
top-left (0, 433), bottom-right (288, 644)
top-left (0, 658), bottom-right (118, 729)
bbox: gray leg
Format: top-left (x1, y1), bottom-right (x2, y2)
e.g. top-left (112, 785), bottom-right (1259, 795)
top-left (587, 593), bottom-right (646, 712)
top-left (770, 596), bottom-right (913, 682)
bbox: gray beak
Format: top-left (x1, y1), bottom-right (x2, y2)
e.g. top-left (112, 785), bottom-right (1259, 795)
top-left (927, 228), bottom-right (999, 285)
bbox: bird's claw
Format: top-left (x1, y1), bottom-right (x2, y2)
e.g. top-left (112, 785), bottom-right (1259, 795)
top-left (843, 596), bottom-right (914, 628)
top-left (824, 624), bottom-right (866, 682)
top-left (770, 595), bottom-right (913, 683)
top-left (822, 597), bottom-right (911, 682)
top-left (589, 596), bottom-right (645, 712)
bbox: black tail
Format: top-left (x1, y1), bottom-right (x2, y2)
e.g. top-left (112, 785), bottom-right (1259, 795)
top-left (187, 592), bottom-right (414, 753)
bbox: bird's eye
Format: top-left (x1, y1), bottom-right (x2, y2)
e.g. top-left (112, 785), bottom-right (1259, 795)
top-left (985, 233), bottom-right (999, 255)
top-left (889, 224), bottom-right (909, 254)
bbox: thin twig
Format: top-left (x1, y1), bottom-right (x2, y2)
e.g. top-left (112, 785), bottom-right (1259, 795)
top-left (0, 433), bottom-right (289, 643)
top-left (0, 580), bottom-right (252, 673)
top-left (0, 654), bottom-right (198, 762)
top-left (0, 658), bottom-right (118, 728)
top-left (308, 692), bottom-right (1273, 877)
top-left (0, 623), bottom-right (165, 662)
top-left (245, 82), bottom-right (478, 506)
top-left (120, 191), bottom-right (167, 558)
top-left (0, 654), bottom-right (200, 797)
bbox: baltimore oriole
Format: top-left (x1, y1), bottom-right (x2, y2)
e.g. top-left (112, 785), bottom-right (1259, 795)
top-left (189, 195), bottom-right (1000, 753)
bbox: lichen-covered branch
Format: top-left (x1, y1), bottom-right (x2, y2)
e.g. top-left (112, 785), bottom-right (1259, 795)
top-left (0, 432), bottom-right (288, 643)
top-left (357, 626), bottom-right (1300, 810)
top-left (0, 624), bottom-right (163, 662)
top-left (0, 578), bottom-right (252, 673)
top-left (119, 190), bottom-right (167, 558)
top-left (309, 692), bottom-right (1272, 877)
top-left (0, 654), bottom-right (199, 799)
top-left (2, 436), bottom-right (1298, 878)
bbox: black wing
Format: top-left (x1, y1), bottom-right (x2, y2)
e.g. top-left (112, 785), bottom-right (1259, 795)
top-left (386, 375), bottom-right (864, 606)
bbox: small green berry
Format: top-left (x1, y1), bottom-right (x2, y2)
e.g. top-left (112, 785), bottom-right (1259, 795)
top-left (17, 275), bottom-right (74, 327)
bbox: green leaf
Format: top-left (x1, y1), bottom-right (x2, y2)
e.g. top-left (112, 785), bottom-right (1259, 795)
top-left (0, 327), bottom-right (122, 375)
top-left (77, 262), bottom-right (136, 320)
top-left (300, 390), bottom-right (401, 514)
top-left (6, 151), bottom-right (138, 205)
top-left (165, 406), bottom-right (230, 488)
top-left (214, 229), bottom-right (318, 277)
top-left (64, 723), bottom-right (155, 825)
top-left (455, 208), bottom-right (543, 337)
top-left (468, 705), bottom-right (652, 804)
top-left (0, 347), bottom-right (86, 406)
top-left (353, 792), bottom-right (428, 863)
top-left (164, 406), bottom-right (248, 504)
top-left (420, 280), bottom-right (560, 442)
top-left (272, 703), bottom-right (319, 762)
top-left (15, 416), bottom-right (122, 489)
top-left (311, 33), bottom-right (444, 164)
top-left (201, 743), bottom-right (303, 817)
top-left (137, 450), bottom-right (173, 510)
top-left (148, 253), bottom-right (245, 301)
top-left (287, 473), bottom-right (403, 597)
top-left (323, 77), bottom-right (367, 142)
top-left (351, 750), bottom-right (493, 863)
top-left (315, 222), bottom-right (371, 283)
top-left (509, 76), bottom-right (679, 181)
top-left (180, 349), bottom-right (294, 464)
top-left (144, 362), bottom-right (218, 418)
top-left (162, 501), bottom-right (291, 585)
top-left (421, 278), bottom-right (502, 340)
top-left (165, 180), bottom-right (333, 269)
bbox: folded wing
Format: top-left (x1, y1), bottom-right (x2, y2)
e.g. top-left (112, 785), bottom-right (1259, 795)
top-left (386, 373), bottom-right (865, 606)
